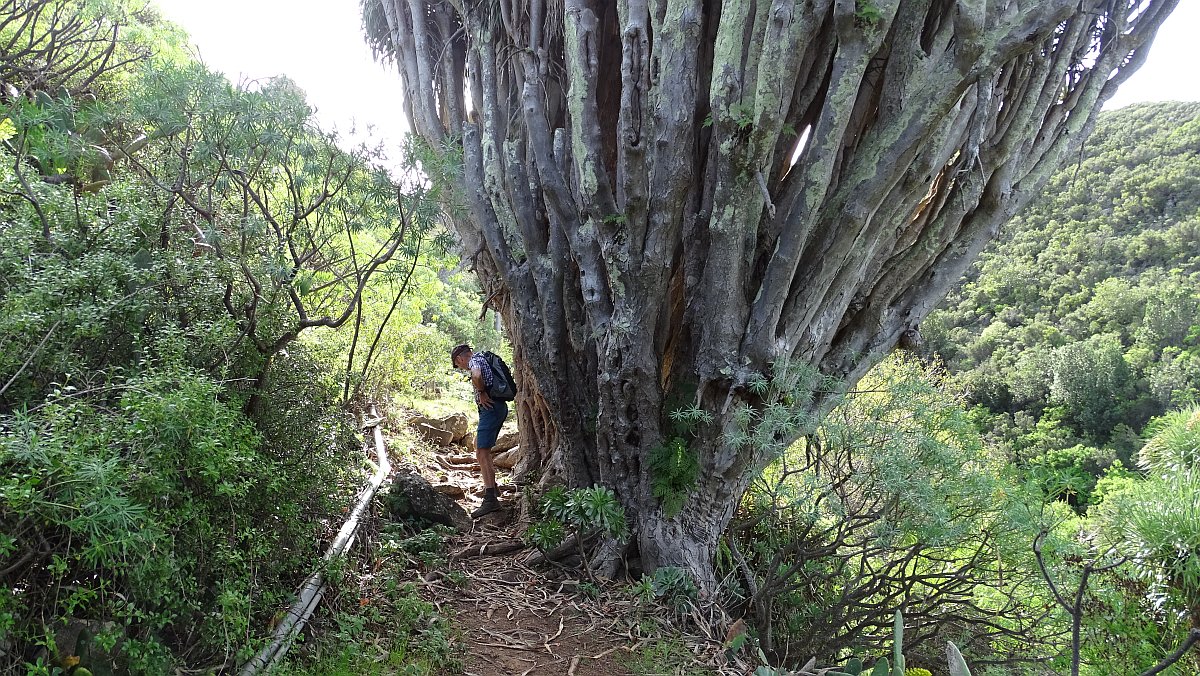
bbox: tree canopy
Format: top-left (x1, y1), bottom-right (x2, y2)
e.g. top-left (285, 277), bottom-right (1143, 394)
top-left (362, 0), bottom-right (1181, 583)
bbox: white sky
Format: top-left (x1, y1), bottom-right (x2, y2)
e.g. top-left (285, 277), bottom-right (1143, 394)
top-left (154, 0), bottom-right (1198, 166)
top-left (153, 0), bottom-right (411, 165)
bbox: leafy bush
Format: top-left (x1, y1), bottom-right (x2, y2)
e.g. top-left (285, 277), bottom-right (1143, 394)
top-left (647, 567), bottom-right (698, 615)
top-left (529, 485), bottom-right (627, 542)
top-left (0, 4), bottom-right (428, 670)
top-left (926, 102), bottom-right (1200, 487)
top-left (1078, 408), bottom-right (1200, 674)
top-left (723, 355), bottom-right (1057, 666)
top-left (275, 579), bottom-right (461, 676)
top-left (524, 519), bottom-right (566, 552)
top-left (526, 486), bottom-right (628, 579)
top-left (647, 437), bottom-right (699, 518)
top-left (0, 365), bottom-right (357, 672)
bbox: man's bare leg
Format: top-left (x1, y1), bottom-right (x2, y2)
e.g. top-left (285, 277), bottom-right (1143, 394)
top-left (472, 444), bottom-right (501, 518)
top-left (476, 445), bottom-right (497, 490)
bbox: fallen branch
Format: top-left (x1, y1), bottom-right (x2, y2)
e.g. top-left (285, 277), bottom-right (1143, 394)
top-left (475, 641), bottom-right (543, 652)
top-left (524, 531), bottom-right (592, 566)
top-left (0, 319), bottom-right (62, 398)
top-left (436, 455), bottom-right (478, 471)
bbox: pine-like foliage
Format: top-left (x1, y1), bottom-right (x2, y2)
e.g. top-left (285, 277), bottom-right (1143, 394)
top-left (647, 437), bottom-right (699, 518)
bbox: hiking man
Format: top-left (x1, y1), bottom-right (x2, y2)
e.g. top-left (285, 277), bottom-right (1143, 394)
top-left (451, 343), bottom-right (508, 518)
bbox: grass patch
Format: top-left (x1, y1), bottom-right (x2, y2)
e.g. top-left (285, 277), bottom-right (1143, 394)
top-left (620, 636), bottom-right (714, 675)
top-left (400, 390), bottom-right (477, 419)
top-left (274, 526), bottom-right (462, 675)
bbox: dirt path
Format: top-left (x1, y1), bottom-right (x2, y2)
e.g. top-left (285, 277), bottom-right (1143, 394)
top-left (396, 411), bottom-right (639, 674)
top-left (396, 410), bottom-right (731, 676)
top-left (421, 512), bottom-right (637, 676)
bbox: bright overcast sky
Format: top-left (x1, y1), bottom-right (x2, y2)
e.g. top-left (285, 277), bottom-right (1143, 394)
top-left (154, 0), bottom-right (1198, 166)
top-left (153, 0), bottom-right (411, 165)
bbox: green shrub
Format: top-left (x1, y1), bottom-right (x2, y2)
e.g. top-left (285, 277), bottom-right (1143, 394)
top-left (647, 437), bottom-right (699, 518)
top-left (0, 2), bottom-right (452, 672)
top-left (0, 364), bottom-right (361, 671)
top-left (525, 486), bottom-right (628, 578)
top-left (723, 355), bottom-right (1055, 665)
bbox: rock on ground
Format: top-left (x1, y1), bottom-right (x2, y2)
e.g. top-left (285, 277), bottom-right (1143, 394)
top-left (413, 422), bottom-right (455, 446)
top-left (491, 430), bottom-right (519, 452)
top-left (384, 468), bottom-right (470, 530)
top-left (408, 413), bottom-right (470, 444)
top-left (493, 446), bottom-right (521, 469)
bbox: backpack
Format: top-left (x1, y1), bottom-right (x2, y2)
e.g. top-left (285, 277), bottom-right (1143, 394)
top-left (481, 351), bottom-right (517, 401)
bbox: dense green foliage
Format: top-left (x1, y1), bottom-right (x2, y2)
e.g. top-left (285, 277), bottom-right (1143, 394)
top-left (1071, 407), bottom-right (1200, 674)
top-left (725, 356), bottom-right (1062, 669)
top-left (0, 2), bottom-right (496, 672)
top-left (721, 114), bottom-right (1200, 664)
top-left (525, 486), bottom-right (629, 559)
top-left (912, 102), bottom-right (1200, 674)
top-left (926, 102), bottom-right (1200, 507)
top-left (272, 525), bottom-right (462, 675)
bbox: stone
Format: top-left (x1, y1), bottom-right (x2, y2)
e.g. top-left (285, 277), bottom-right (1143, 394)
top-left (493, 445), bottom-right (521, 469)
top-left (408, 413), bottom-right (470, 442)
top-left (383, 469), bottom-right (470, 530)
top-left (440, 413), bottom-right (470, 441)
top-left (432, 483), bottom-right (465, 498)
top-left (413, 422), bottom-right (454, 446)
top-left (475, 503), bottom-right (513, 527)
top-left (491, 430), bottom-right (519, 453)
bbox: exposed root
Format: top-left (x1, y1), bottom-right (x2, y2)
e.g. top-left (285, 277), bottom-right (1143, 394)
top-left (436, 455), bottom-right (479, 472)
top-left (589, 537), bottom-right (627, 581)
top-left (522, 530), bottom-right (593, 567)
top-left (451, 538), bottom-right (526, 560)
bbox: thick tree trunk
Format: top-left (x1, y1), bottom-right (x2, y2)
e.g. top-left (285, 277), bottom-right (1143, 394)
top-left (362, 0), bottom-right (1179, 587)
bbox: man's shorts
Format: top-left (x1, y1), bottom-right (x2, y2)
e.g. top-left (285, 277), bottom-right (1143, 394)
top-left (476, 400), bottom-right (509, 449)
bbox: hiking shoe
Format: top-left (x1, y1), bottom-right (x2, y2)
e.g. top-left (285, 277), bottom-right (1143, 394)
top-left (471, 496), bottom-right (501, 519)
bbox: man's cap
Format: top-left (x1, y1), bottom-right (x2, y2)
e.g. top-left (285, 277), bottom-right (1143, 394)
top-left (450, 343), bottom-right (472, 366)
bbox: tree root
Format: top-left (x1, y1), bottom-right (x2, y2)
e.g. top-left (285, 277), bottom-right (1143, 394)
top-left (435, 454), bottom-right (478, 470)
top-left (524, 531), bottom-right (591, 567)
top-left (451, 538), bottom-right (526, 560)
top-left (589, 537), bottom-right (625, 580)
top-left (524, 531), bottom-right (636, 583)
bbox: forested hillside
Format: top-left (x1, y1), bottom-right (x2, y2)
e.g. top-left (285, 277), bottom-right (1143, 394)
top-left (926, 102), bottom-right (1200, 505)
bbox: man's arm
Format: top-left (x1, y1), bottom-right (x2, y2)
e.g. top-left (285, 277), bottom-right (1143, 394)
top-left (470, 365), bottom-right (494, 409)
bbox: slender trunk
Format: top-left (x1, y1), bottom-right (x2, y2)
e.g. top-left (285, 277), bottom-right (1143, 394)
top-left (343, 293), bottom-right (364, 403)
top-left (355, 241), bottom-right (423, 400)
top-left (244, 353), bottom-right (274, 418)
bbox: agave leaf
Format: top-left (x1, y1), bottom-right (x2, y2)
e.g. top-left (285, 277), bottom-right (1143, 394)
top-left (946, 641), bottom-right (971, 676)
top-left (893, 610), bottom-right (904, 670)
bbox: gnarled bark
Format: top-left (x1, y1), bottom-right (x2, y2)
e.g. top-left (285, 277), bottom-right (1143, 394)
top-left (362, 0), bottom-right (1179, 586)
